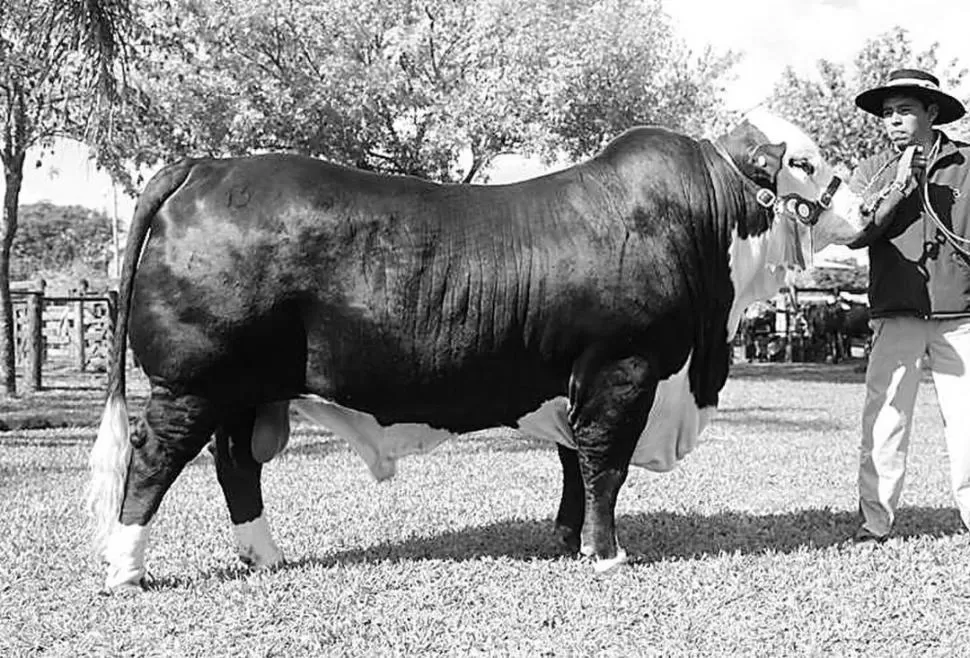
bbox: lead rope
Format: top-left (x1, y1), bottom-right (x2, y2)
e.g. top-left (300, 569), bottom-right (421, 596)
top-left (918, 136), bottom-right (970, 259)
top-left (921, 180), bottom-right (970, 253)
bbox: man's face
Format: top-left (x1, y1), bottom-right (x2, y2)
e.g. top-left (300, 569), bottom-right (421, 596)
top-left (881, 93), bottom-right (938, 148)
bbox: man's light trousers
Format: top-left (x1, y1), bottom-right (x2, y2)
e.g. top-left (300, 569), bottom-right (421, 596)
top-left (860, 316), bottom-right (970, 536)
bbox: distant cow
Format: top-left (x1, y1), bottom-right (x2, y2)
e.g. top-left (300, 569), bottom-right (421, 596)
top-left (738, 301), bottom-right (778, 361)
top-left (799, 291), bottom-right (870, 362)
top-left (87, 110), bottom-right (868, 590)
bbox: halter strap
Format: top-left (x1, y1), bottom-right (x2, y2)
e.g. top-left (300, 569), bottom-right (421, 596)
top-left (711, 141), bottom-right (777, 209)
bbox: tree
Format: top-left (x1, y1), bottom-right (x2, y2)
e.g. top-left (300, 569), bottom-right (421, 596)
top-left (12, 202), bottom-right (113, 279)
top-left (811, 261), bottom-right (869, 291)
top-left (534, 0), bottom-right (739, 161)
top-left (766, 27), bottom-right (969, 170)
top-left (104, 0), bottom-right (737, 186)
top-left (106, 0), bottom-right (560, 184)
top-left (0, 0), bottom-right (133, 395)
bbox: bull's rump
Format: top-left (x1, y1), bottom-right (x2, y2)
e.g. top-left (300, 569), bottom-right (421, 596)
top-left (128, 152), bottom-right (699, 433)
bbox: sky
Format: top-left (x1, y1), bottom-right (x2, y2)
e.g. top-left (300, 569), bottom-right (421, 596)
top-left (8, 0), bottom-right (970, 218)
top-left (665, 0), bottom-right (970, 113)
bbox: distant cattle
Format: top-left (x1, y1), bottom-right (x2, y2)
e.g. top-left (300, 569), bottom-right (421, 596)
top-left (798, 291), bottom-right (870, 362)
top-left (738, 301), bottom-right (781, 361)
top-left (87, 110), bottom-right (869, 590)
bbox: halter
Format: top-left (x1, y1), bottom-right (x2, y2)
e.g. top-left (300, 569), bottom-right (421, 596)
top-left (713, 141), bottom-right (844, 227)
top-left (773, 176), bottom-right (844, 226)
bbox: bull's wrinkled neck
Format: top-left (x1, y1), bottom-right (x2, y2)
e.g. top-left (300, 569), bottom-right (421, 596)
top-left (701, 140), bottom-right (773, 241)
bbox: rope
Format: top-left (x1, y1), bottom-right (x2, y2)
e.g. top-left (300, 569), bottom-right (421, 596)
top-left (920, 179), bottom-right (970, 253)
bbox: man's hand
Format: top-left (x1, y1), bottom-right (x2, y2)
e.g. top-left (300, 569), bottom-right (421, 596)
top-left (892, 145), bottom-right (925, 191)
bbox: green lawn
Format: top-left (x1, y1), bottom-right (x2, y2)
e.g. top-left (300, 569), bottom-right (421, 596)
top-left (1, 363), bottom-right (968, 656)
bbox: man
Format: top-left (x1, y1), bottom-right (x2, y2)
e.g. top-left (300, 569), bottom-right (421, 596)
top-left (848, 68), bottom-right (970, 542)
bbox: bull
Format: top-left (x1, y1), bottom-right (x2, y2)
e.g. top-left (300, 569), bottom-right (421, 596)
top-left (87, 110), bottom-right (867, 590)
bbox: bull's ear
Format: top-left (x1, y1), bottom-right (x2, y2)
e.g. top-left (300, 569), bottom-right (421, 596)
top-left (747, 142), bottom-right (786, 185)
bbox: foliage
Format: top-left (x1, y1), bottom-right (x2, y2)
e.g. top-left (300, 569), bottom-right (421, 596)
top-left (11, 202), bottom-right (113, 279)
top-left (103, 0), bottom-right (738, 186)
top-left (0, 0), bottom-right (134, 158)
top-left (811, 261), bottom-right (869, 291)
top-left (533, 0), bottom-right (739, 161)
top-left (0, 0), bottom-right (133, 396)
top-left (766, 27), bottom-right (970, 170)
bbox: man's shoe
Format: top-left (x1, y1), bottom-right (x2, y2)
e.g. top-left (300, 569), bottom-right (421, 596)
top-left (852, 526), bottom-right (889, 544)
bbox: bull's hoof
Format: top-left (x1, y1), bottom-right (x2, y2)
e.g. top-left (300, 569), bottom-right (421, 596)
top-left (592, 547), bottom-right (629, 574)
top-left (555, 523), bottom-right (581, 555)
top-left (238, 549), bottom-right (285, 570)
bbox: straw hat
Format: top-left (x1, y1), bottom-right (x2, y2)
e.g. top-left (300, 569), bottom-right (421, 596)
top-left (855, 68), bottom-right (966, 125)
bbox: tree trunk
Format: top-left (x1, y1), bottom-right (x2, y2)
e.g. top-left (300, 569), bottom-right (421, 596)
top-left (1, 152), bottom-right (25, 397)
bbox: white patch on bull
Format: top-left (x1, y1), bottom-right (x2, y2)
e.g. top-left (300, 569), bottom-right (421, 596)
top-left (233, 515), bottom-right (284, 569)
top-left (726, 229), bottom-right (789, 341)
top-left (632, 364), bottom-right (708, 471)
top-left (103, 522), bottom-right (152, 589)
top-left (516, 353), bottom-right (711, 473)
top-left (291, 395), bottom-right (455, 480)
top-left (516, 397), bottom-right (574, 447)
top-left (251, 401), bottom-right (291, 463)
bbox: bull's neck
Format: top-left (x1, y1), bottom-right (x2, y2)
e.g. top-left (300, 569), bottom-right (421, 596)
top-left (700, 140), bottom-right (773, 240)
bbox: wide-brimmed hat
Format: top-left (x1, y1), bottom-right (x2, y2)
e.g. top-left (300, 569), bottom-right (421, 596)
top-left (855, 68), bottom-right (966, 125)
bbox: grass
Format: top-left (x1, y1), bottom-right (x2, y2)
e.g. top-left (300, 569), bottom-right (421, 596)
top-left (2, 362), bottom-right (969, 656)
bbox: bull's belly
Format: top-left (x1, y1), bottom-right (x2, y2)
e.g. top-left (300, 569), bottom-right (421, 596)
top-left (289, 356), bottom-right (711, 479)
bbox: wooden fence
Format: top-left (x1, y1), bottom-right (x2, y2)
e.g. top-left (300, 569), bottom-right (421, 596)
top-left (12, 279), bottom-right (118, 391)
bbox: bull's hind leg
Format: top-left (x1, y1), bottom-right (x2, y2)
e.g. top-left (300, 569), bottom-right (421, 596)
top-left (103, 388), bottom-right (218, 589)
top-left (570, 354), bottom-right (657, 572)
top-left (555, 445), bottom-right (585, 554)
top-left (213, 405), bottom-right (285, 570)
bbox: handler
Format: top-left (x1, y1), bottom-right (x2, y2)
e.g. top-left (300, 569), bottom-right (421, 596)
top-left (847, 68), bottom-right (970, 542)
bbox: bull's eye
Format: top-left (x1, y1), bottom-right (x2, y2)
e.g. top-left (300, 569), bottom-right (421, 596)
top-left (788, 157), bottom-right (816, 177)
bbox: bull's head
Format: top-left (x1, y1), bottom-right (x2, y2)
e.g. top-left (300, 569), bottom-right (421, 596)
top-left (721, 110), bottom-right (869, 338)
top-left (719, 119), bottom-right (788, 190)
top-left (743, 108), bottom-right (868, 258)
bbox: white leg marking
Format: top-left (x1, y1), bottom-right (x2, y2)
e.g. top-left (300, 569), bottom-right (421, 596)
top-left (580, 534), bottom-right (629, 573)
top-left (233, 515), bottom-right (284, 569)
top-left (103, 522), bottom-right (151, 589)
top-left (593, 546), bottom-right (629, 574)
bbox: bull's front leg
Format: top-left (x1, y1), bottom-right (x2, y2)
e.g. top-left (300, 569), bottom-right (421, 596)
top-left (555, 444), bottom-right (585, 554)
top-left (568, 352), bottom-right (657, 572)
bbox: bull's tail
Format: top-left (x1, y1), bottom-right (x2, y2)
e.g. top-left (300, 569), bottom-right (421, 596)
top-left (86, 159), bottom-right (196, 558)
top-left (87, 393), bottom-right (132, 557)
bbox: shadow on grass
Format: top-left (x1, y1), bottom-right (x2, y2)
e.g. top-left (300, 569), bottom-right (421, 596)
top-left (149, 505), bottom-right (965, 590)
top-left (712, 407), bottom-right (846, 432)
top-left (730, 362), bottom-right (868, 384)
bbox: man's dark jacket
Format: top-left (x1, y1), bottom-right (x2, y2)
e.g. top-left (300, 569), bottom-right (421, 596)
top-left (850, 132), bottom-right (970, 319)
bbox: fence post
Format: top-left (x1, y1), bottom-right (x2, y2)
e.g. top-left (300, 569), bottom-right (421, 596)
top-left (75, 279), bottom-right (89, 372)
top-left (24, 279), bottom-right (45, 392)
